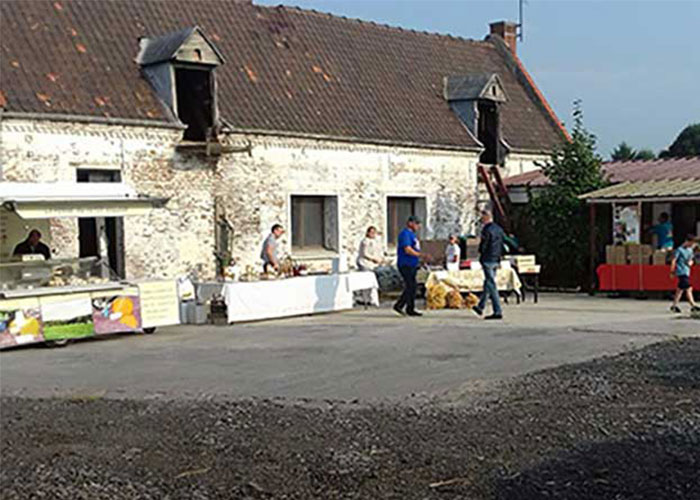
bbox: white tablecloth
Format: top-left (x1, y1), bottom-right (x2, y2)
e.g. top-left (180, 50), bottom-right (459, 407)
top-left (223, 272), bottom-right (378, 323)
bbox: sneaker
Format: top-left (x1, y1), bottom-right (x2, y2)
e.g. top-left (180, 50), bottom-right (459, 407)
top-left (485, 314), bottom-right (503, 320)
top-left (407, 310), bottom-right (423, 317)
top-left (670, 305), bottom-right (682, 314)
top-left (393, 304), bottom-right (406, 316)
top-left (471, 306), bottom-right (484, 317)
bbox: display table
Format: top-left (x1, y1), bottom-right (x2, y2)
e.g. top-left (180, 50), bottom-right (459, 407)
top-left (223, 271), bottom-right (379, 323)
top-left (597, 264), bottom-right (700, 291)
top-left (419, 268), bottom-right (522, 295)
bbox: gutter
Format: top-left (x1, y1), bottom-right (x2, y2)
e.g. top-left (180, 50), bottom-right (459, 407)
top-left (1, 111), bottom-right (185, 130)
top-left (219, 123), bottom-right (483, 154)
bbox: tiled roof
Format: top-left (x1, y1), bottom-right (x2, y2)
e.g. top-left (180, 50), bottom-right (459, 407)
top-left (580, 178), bottom-right (700, 202)
top-left (505, 156), bottom-right (700, 187)
top-left (0, 0), bottom-right (565, 151)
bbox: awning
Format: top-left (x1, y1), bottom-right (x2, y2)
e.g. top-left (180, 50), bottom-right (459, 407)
top-left (0, 182), bottom-right (168, 218)
top-left (580, 179), bottom-right (700, 204)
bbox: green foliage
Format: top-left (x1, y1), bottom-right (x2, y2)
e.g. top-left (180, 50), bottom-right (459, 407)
top-left (611, 142), bottom-right (635, 161)
top-left (611, 142), bottom-right (656, 161)
top-left (659, 123), bottom-right (700, 158)
top-left (634, 149), bottom-right (656, 160)
top-left (528, 101), bottom-right (607, 287)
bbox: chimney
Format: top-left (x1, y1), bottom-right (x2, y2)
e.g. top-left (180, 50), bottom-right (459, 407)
top-left (489, 21), bottom-right (518, 54)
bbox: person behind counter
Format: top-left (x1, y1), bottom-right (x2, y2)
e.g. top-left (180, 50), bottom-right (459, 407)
top-left (357, 226), bottom-right (383, 271)
top-left (445, 234), bottom-right (460, 271)
top-left (261, 224), bottom-right (284, 273)
top-left (649, 212), bottom-right (674, 250)
top-left (13, 229), bottom-right (51, 260)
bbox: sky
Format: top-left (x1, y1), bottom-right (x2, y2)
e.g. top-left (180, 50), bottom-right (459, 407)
top-left (256, 0), bottom-right (700, 158)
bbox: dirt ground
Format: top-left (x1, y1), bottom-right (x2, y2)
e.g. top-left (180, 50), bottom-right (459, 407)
top-left (2, 338), bottom-right (699, 499)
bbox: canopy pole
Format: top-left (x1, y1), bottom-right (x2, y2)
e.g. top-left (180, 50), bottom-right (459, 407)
top-left (589, 202), bottom-right (597, 294)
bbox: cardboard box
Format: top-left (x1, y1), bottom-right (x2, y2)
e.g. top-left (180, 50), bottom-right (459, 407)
top-left (510, 255), bottom-right (536, 267)
top-left (626, 244), bottom-right (652, 264)
top-left (606, 245), bottom-right (627, 265)
top-left (652, 250), bottom-right (670, 266)
top-left (518, 264), bottom-right (541, 274)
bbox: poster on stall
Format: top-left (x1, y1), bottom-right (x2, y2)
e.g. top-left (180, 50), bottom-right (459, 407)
top-left (138, 281), bottom-right (179, 328)
top-left (0, 307), bottom-right (43, 348)
top-left (92, 294), bottom-right (142, 334)
top-left (613, 204), bottom-right (640, 245)
top-left (40, 296), bottom-right (95, 341)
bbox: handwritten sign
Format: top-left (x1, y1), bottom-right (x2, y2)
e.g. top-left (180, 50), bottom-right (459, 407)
top-left (138, 280), bottom-right (180, 328)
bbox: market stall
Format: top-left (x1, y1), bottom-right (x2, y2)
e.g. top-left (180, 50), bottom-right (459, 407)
top-left (581, 177), bottom-right (700, 292)
top-left (222, 270), bottom-right (378, 323)
top-left (0, 182), bottom-right (179, 349)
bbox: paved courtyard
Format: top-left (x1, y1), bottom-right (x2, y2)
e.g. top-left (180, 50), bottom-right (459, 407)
top-left (1, 294), bottom-right (696, 401)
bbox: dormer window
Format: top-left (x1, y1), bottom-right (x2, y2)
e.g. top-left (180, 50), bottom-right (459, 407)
top-left (137, 26), bottom-right (224, 143)
top-left (444, 73), bottom-right (508, 165)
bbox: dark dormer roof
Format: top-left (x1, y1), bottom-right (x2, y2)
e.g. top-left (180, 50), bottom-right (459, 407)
top-left (0, 0), bottom-right (566, 151)
top-left (137, 26), bottom-right (224, 66)
top-left (444, 74), bottom-right (507, 103)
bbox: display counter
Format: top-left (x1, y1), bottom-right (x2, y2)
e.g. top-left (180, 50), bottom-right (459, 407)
top-left (597, 264), bottom-right (700, 292)
top-left (223, 271), bottom-right (378, 323)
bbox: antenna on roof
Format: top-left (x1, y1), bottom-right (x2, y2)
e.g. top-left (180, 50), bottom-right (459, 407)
top-left (517, 0), bottom-right (525, 41)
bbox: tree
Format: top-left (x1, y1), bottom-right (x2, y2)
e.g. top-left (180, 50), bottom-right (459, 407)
top-left (611, 141), bottom-right (635, 161)
top-left (634, 149), bottom-right (656, 160)
top-left (610, 142), bottom-right (656, 161)
top-left (659, 123), bottom-right (700, 158)
top-left (528, 101), bottom-right (607, 288)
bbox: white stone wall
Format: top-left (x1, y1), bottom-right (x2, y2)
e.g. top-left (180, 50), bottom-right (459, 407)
top-left (502, 152), bottom-right (549, 178)
top-left (215, 134), bottom-right (481, 270)
top-left (0, 119), bottom-right (216, 279)
top-left (1, 118), bottom-right (486, 277)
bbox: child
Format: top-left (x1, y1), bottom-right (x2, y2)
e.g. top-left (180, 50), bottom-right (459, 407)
top-left (445, 234), bottom-right (461, 272)
top-left (670, 234), bottom-right (699, 314)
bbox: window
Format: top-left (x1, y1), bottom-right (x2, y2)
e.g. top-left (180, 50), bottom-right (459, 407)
top-left (478, 100), bottom-right (500, 165)
top-left (76, 169), bottom-right (124, 278)
top-left (291, 196), bottom-right (339, 251)
top-left (175, 67), bottom-right (214, 141)
top-left (387, 197), bottom-right (426, 245)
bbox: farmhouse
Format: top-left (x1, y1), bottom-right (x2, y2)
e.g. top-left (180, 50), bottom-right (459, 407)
top-left (0, 0), bottom-right (566, 279)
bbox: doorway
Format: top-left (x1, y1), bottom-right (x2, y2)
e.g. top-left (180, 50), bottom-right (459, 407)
top-left (76, 169), bottom-right (125, 278)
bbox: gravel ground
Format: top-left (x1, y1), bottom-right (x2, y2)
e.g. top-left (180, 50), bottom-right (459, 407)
top-left (2, 338), bottom-right (699, 499)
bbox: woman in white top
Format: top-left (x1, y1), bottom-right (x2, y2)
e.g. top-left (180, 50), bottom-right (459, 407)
top-left (445, 234), bottom-right (461, 272)
top-left (357, 226), bottom-right (383, 271)
top-left (356, 226), bottom-right (383, 306)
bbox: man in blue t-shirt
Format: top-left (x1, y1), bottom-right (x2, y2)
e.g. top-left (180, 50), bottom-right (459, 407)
top-left (670, 234), bottom-right (699, 314)
top-left (393, 216), bottom-right (423, 317)
top-left (650, 213), bottom-right (674, 250)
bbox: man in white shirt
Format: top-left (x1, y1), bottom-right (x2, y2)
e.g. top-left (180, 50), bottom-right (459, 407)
top-left (445, 234), bottom-right (461, 272)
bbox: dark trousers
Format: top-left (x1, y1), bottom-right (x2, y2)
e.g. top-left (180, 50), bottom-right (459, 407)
top-left (395, 265), bottom-right (418, 313)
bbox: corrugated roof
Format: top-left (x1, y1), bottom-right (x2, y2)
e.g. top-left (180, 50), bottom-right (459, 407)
top-left (0, 0), bottom-right (565, 151)
top-left (505, 156), bottom-right (700, 187)
top-left (580, 178), bottom-right (700, 202)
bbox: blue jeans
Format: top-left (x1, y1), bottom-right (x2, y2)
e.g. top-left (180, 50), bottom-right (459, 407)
top-left (478, 262), bottom-right (502, 315)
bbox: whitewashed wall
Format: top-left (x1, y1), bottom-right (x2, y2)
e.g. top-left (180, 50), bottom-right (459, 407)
top-left (1, 118), bottom-right (484, 277)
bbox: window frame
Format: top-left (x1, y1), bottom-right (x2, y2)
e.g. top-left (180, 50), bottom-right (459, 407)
top-left (289, 194), bottom-right (340, 254)
top-left (386, 195), bottom-right (427, 248)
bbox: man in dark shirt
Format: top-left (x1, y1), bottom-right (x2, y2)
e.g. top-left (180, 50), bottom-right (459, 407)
top-left (473, 210), bottom-right (504, 320)
top-left (393, 216), bottom-right (423, 317)
top-left (13, 229), bottom-right (51, 260)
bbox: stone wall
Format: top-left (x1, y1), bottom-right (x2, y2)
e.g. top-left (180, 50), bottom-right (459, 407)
top-left (214, 133), bottom-right (481, 270)
top-left (1, 117), bottom-right (548, 278)
top-left (0, 119), bottom-right (216, 279)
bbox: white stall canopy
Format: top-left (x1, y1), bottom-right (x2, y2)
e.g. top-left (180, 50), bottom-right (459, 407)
top-left (0, 182), bottom-right (168, 219)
